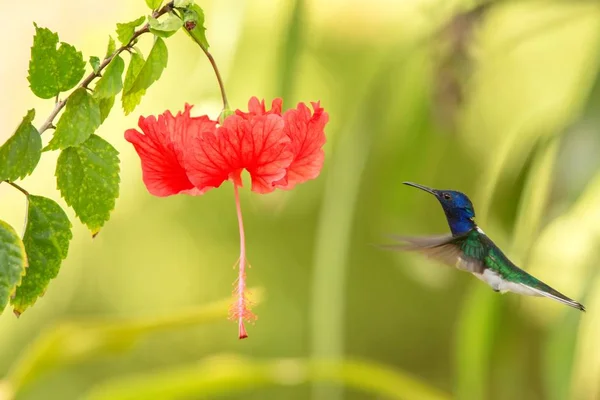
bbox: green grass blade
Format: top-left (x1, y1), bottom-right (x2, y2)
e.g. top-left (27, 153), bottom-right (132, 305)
top-left (84, 356), bottom-right (450, 400)
top-left (277, 0), bottom-right (305, 101)
top-left (4, 289), bottom-right (263, 394)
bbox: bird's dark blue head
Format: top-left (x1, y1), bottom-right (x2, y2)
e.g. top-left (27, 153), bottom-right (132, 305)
top-left (403, 181), bottom-right (476, 236)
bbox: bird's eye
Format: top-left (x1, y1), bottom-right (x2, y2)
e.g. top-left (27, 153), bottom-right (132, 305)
top-left (443, 193), bottom-right (451, 200)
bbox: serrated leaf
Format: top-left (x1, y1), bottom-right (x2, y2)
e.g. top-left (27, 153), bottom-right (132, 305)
top-left (11, 196), bottom-right (72, 315)
top-left (183, 5), bottom-right (209, 49)
top-left (149, 15), bottom-right (183, 38)
top-left (89, 56), bottom-right (101, 74)
top-left (45, 88), bottom-right (101, 151)
top-left (123, 52), bottom-right (145, 93)
top-left (122, 38), bottom-right (168, 115)
top-left (128, 37), bottom-right (168, 93)
top-left (0, 109), bottom-right (41, 181)
top-left (94, 55), bottom-right (125, 99)
top-left (116, 16), bottom-right (146, 45)
top-left (145, 0), bottom-right (162, 9)
top-left (56, 135), bottom-right (120, 234)
top-left (105, 36), bottom-right (116, 58)
top-left (121, 52), bottom-right (146, 115)
top-left (121, 90), bottom-right (145, 116)
top-left (0, 220), bottom-right (27, 314)
top-left (99, 96), bottom-right (115, 123)
top-left (28, 23), bottom-right (86, 99)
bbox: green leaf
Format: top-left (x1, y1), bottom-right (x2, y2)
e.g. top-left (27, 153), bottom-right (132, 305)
top-left (0, 109), bottom-right (42, 181)
top-left (182, 5), bottom-right (209, 49)
top-left (0, 220), bottom-right (27, 315)
top-left (174, 0), bottom-right (193, 7)
top-left (89, 56), bottom-right (101, 74)
top-left (122, 38), bottom-right (168, 115)
top-left (145, 0), bottom-right (162, 10)
top-left (128, 37), bottom-right (168, 94)
top-left (45, 88), bottom-right (101, 151)
top-left (28, 23), bottom-right (86, 99)
top-left (11, 196), bottom-right (72, 315)
top-left (121, 52), bottom-right (146, 114)
top-left (56, 135), bottom-right (120, 234)
top-left (99, 96), bottom-right (115, 123)
top-left (123, 52), bottom-right (145, 93)
top-left (116, 16), bottom-right (146, 45)
top-left (148, 15), bottom-right (183, 38)
top-left (105, 36), bottom-right (116, 58)
top-left (93, 55), bottom-right (125, 99)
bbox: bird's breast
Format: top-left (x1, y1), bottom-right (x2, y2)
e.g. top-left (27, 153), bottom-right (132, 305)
top-left (473, 269), bottom-right (538, 295)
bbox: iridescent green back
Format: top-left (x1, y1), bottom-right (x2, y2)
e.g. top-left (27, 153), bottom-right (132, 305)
top-left (458, 229), bottom-right (558, 291)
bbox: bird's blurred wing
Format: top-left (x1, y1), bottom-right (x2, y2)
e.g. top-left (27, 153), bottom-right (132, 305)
top-left (381, 233), bottom-right (485, 273)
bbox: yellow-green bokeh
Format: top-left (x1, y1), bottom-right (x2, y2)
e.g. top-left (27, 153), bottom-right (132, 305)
top-left (1, 1), bottom-right (600, 399)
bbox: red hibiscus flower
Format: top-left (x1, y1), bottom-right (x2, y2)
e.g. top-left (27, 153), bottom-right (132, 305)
top-left (125, 97), bottom-right (328, 339)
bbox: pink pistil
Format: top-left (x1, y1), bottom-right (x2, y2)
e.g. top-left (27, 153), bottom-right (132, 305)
top-left (230, 184), bottom-right (255, 339)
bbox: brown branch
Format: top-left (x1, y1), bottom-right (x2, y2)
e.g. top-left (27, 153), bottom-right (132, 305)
top-left (37, 1), bottom-right (174, 135)
top-left (38, 100), bottom-right (65, 133)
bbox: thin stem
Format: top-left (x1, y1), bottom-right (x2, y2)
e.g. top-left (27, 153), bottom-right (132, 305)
top-left (4, 181), bottom-right (30, 239)
top-left (175, 7), bottom-right (229, 113)
top-left (6, 181), bottom-right (29, 197)
top-left (200, 47), bottom-right (230, 111)
top-left (233, 184), bottom-right (251, 339)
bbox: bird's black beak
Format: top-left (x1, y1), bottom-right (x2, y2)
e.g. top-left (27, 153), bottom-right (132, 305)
top-left (402, 181), bottom-right (437, 195)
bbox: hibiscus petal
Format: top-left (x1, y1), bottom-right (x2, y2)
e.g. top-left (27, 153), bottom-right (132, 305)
top-left (245, 114), bottom-right (293, 192)
top-left (247, 97), bottom-right (266, 115)
top-left (236, 97), bottom-right (283, 119)
top-left (124, 105), bottom-right (216, 197)
top-left (184, 125), bottom-right (233, 191)
top-left (186, 113), bottom-right (293, 194)
top-left (275, 101), bottom-right (328, 190)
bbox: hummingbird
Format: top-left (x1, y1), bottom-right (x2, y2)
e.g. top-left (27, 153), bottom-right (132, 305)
top-left (387, 181), bottom-right (585, 311)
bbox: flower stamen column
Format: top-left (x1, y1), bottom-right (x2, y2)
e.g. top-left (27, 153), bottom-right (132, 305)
top-left (231, 183), bottom-right (254, 339)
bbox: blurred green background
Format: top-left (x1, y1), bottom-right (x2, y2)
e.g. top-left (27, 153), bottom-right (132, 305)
top-left (1, 0), bottom-right (600, 399)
